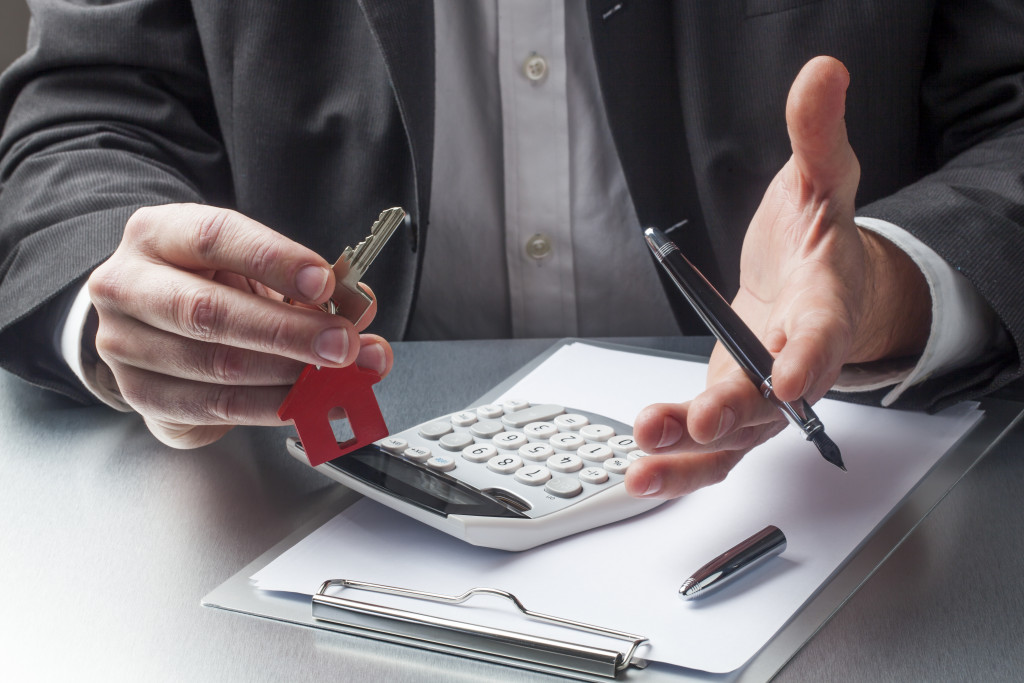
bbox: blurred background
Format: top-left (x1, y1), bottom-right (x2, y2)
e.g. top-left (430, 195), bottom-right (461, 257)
top-left (1, 1), bottom-right (30, 72)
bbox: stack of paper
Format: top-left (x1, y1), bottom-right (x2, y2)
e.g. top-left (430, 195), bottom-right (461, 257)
top-left (251, 342), bottom-right (983, 674)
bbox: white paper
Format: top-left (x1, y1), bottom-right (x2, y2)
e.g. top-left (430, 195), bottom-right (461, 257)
top-left (252, 342), bottom-right (983, 673)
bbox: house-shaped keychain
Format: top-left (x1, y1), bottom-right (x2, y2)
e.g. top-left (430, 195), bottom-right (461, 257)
top-left (277, 363), bottom-right (389, 467)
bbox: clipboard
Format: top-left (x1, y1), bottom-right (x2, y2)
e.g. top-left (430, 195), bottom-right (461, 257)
top-left (203, 339), bottom-right (1024, 681)
top-left (311, 579), bottom-right (647, 678)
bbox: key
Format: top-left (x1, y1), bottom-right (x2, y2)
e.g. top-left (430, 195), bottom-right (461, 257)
top-left (327, 206), bottom-right (406, 323)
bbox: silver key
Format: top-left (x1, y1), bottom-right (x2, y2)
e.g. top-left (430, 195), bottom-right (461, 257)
top-left (327, 206), bottom-right (405, 323)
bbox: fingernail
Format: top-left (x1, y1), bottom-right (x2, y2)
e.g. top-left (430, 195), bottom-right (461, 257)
top-left (715, 406), bottom-right (736, 440)
top-left (356, 343), bottom-right (387, 374)
top-left (641, 472), bottom-right (662, 497)
top-left (296, 265), bottom-right (330, 301)
top-left (314, 328), bottom-right (349, 364)
top-left (657, 416), bottom-right (684, 449)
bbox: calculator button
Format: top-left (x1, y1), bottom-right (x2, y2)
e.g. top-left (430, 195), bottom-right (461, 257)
top-left (627, 449), bottom-right (650, 461)
top-left (545, 477), bottom-right (583, 498)
top-left (379, 437), bottom-right (408, 454)
top-left (487, 454), bottom-right (523, 474)
top-left (579, 424), bottom-right (615, 442)
top-left (519, 442), bottom-right (555, 461)
top-left (604, 458), bottom-right (630, 474)
top-left (403, 446), bottom-right (432, 463)
top-left (502, 399), bottom-right (530, 412)
top-left (550, 432), bottom-right (585, 451)
top-left (501, 403), bottom-right (565, 428)
top-left (546, 453), bottom-right (583, 473)
top-left (439, 432), bottom-right (475, 452)
top-left (554, 413), bottom-right (589, 431)
top-left (470, 420), bottom-right (505, 439)
top-left (493, 431), bottom-right (528, 450)
top-left (418, 422), bottom-right (453, 440)
top-left (462, 443), bottom-right (498, 463)
top-left (426, 455), bottom-right (457, 472)
top-left (607, 435), bottom-right (639, 454)
top-left (476, 404), bottom-right (504, 419)
top-left (579, 466), bottom-right (609, 485)
top-left (514, 465), bottom-right (552, 486)
top-left (523, 421), bottom-right (558, 440)
top-left (578, 443), bottom-right (613, 462)
top-left (450, 411), bottom-right (478, 427)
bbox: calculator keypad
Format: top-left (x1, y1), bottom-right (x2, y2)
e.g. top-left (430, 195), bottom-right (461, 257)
top-left (374, 402), bottom-right (650, 518)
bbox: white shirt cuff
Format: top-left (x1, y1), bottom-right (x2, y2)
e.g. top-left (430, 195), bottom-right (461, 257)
top-left (58, 283), bottom-right (131, 411)
top-left (835, 217), bottom-right (1008, 406)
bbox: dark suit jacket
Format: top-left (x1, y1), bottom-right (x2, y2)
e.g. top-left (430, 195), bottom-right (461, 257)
top-left (1, 0), bottom-right (1023, 409)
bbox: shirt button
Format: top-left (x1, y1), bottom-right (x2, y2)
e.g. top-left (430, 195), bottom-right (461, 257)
top-left (525, 234), bottom-right (552, 260)
top-left (522, 54), bottom-right (548, 82)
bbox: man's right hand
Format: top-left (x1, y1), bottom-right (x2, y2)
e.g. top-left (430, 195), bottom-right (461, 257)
top-left (87, 203), bottom-right (394, 449)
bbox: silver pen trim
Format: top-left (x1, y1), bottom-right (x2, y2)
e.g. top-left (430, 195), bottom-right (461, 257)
top-left (680, 526), bottom-right (787, 599)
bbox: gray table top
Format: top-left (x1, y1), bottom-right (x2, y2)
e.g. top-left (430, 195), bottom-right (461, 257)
top-left (2, 337), bottom-right (1023, 682)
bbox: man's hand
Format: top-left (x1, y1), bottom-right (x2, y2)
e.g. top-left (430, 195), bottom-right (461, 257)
top-left (627, 56), bottom-right (931, 498)
top-left (87, 203), bottom-right (394, 448)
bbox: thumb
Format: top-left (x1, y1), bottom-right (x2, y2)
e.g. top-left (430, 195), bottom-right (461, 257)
top-left (786, 56), bottom-right (859, 209)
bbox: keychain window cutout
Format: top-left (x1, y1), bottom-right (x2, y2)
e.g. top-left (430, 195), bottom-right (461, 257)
top-left (329, 414), bottom-right (356, 445)
top-left (278, 363), bottom-right (389, 467)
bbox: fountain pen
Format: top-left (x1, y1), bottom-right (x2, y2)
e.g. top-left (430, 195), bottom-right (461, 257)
top-left (644, 226), bottom-right (845, 471)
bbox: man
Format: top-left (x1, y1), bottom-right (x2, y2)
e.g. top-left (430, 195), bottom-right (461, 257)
top-left (1, 2), bottom-right (1021, 499)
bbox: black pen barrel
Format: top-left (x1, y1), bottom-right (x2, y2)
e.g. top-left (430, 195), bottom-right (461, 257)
top-left (645, 227), bottom-right (845, 471)
top-left (644, 228), bottom-right (775, 387)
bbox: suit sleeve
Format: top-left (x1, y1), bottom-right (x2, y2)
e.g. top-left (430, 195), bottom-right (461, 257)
top-left (0, 0), bottom-right (232, 402)
top-left (857, 0), bottom-right (1024, 409)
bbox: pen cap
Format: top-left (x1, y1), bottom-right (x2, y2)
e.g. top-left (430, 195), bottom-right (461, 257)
top-left (680, 525), bottom-right (787, 599)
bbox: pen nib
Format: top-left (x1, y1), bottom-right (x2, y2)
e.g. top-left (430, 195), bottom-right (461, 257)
top-left (810, 431), bottom-right (846, 471)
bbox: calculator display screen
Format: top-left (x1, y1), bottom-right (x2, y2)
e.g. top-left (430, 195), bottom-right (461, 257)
top-left (327, 447), bottom-right (527, 519)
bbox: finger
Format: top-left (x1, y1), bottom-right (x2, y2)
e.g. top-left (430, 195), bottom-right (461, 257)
top-left (208, 258), bottom-right (381, 333)
top-left (699, 343), bottom-right (784, 443)
top-left (633, 400), bottom-right (781, 455)
top-left (627, 420), bottom-right (787, 499)
top-left (688, 374), bottom-right (784, 445)
top-left (143, 418), bottom-right (234, 450)
top-left (95, 309), bottom-right (309, 386)
top-left (624, 448), bottom-right (748, 499)
top-left (769, 295), bottom-right (854, 404)
top-left (124, 204), bottom-right (335, 305)
top-left (786, 56), bottom-right (859, 206)
top-left (90, 262), bottom-right (361, 368)
top-left (355, 334), bottom-right (395, 378)
top-left (113, 364), bottom-right (295, 432)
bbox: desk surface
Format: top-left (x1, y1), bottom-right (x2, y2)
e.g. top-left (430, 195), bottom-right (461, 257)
top-left (2, 338), bottom-right (1023, 682)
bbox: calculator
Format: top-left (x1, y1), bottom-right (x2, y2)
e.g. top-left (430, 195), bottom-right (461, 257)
top-left (286, 401), bottom-right (667, 551)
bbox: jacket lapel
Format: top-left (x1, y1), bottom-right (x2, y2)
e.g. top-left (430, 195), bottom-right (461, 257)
top-left (357, 0), bottom-right (435, 251)
top-left (587, 0), bottom-right (721, 333)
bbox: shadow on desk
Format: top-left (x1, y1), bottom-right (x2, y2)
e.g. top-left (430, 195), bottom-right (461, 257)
top-left (1, 369), bottom-right (340, 559)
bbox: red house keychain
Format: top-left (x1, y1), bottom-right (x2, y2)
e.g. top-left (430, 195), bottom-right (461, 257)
top-left (277, 363), bottom-right (388, 467)
top-left (277, 207), bottom-right (404, 467)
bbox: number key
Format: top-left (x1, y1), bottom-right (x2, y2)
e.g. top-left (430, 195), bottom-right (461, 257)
top-left (547, 453), bottom-right (583, 473)
top-left (493, 431), bottom-right (528, 450)
top-left (519, 442), bottom-right (554, 461)
top-left (514, 465), bottom-right (552, 486)
top-left (487, 454), bottom-right (523, 475)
